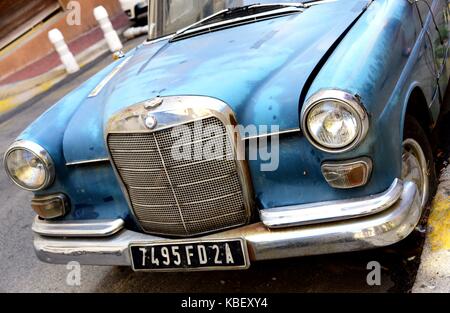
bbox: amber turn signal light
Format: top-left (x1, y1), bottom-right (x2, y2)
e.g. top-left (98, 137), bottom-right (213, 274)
top-left (31, 194), bottom-right (69, 219)
top-left (321, 157), bottom-right (372, 189)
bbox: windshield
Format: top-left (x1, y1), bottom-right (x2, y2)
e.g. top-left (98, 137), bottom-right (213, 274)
top-left (148, 0), bottom-right (309, 39)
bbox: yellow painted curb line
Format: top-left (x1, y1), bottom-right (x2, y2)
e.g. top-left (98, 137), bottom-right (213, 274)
top-left (0, 79), bottom-right (56, 114)
top-left (0, 97), bottom-right (16, 114)
top-left (0, 40), bottom-right (112, 117)
top-left (428, 193), bottom-right (450, 251)
top-left (413, 167), bottom-right (450, 292)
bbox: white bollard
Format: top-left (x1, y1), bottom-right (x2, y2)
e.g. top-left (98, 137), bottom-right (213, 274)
top-left (48, 29), bottom-right (80, 74)
top-left (123, 25), bottom-right (150, 40)
top-left (94, 6), bottom-right (123, 52)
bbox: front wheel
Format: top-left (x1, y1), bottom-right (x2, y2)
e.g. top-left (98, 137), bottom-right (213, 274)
top-left (402, 116), bottom-right (437, 211)
top-left (378, 116), bottom-right (437, 292)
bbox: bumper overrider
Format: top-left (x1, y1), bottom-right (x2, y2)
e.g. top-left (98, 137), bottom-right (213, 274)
top-left (33, 179), bottom-right (421, 268)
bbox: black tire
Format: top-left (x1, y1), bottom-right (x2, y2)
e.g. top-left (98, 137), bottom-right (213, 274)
top-left (403, 115), bottom-right (437, 209)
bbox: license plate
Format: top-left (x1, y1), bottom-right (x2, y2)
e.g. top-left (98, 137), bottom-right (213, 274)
top-left (130, 239), bottom-right (249, 271)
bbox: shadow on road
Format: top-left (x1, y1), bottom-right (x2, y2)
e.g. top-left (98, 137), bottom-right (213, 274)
top-left (433, 84), bottom-right (450, 173)
top-left (93, 241), bottom-right (424, 293)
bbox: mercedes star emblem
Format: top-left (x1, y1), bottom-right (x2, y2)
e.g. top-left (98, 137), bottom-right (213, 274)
top-left (144, 114), bottom-right (157, 130)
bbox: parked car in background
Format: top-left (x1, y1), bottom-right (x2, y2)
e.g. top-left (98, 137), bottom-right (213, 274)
top-left (119, 0), bottom-right (148, 21)
top-left (4, 0), bottom-right (450, 271)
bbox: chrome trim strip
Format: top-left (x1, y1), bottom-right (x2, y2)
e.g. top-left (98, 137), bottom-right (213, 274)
top-left (143, 34), bottom-right (174, 45)
top-left (88, 56), bottom-right (132, 98)
top-left (305, 0), bottom-right (339, 7)
top-left (32, 216), bottom-right (124, 237)
top-left (301, 89), bottom-right (369, 153)
top-left (66, 158), bottom-right (110, 166)
top-left (152, 131), bottom-right (189, 234)
top-left (260, 179), bottom-right (403, 228)
top-left (33, 181), bottom-right (420, 266)
top-left (3, 140), bottom-right (55, 191)
top-left (242, 128), bottom-right (301, 141)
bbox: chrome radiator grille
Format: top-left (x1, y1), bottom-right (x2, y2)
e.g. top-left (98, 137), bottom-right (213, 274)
top-left (107, 117), bottom-right (249, 237)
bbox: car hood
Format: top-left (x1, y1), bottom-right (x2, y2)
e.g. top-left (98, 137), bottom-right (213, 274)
top-left (63, 0), bottom-right (370, 163)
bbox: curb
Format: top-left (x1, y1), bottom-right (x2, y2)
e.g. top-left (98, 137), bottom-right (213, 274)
top-left (0, 38), bottom-right (111, 116)
top-left (412, 163), bottom-right (450, 293)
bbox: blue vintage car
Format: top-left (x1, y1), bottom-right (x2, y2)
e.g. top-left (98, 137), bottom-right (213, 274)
top-left (3, 0), bottom-right (450, 271)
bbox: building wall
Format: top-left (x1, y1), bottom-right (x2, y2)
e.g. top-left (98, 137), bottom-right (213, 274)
top-left (0, 0), bottom-right (126, 82)
top-left (0, 0), bottom-right (61, 49)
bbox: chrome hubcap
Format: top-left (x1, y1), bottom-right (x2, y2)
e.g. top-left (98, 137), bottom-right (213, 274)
top-left (401, 138), bottom-right (429, 208)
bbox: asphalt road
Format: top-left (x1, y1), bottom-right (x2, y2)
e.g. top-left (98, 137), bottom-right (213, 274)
top-left (0, 36), bottom-right (448, 293)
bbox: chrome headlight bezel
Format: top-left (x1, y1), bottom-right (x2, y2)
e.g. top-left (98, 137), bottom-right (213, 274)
top-left (3, 140), bottom-right (55, 191)
top-left (301, 90), bottom-right (369, 153)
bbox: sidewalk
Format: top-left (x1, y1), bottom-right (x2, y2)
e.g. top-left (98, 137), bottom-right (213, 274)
top-left (0, 14), bottom-right (130, 116)
top-left (413, 163), bottom-right (450, 293)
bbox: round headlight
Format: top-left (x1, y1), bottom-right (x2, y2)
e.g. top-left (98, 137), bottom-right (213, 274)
top-left (302, 90), bottom-right (368, 153)
top-left (3, 141), bottom-right (54, 191)
top-left (307, 101), bottom-right (359, 148)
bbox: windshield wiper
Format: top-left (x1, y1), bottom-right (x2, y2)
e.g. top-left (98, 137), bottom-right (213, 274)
top-left (205, 3), bottom-right (306, 23)
top-left (170, 3), bottom-right (306, 42)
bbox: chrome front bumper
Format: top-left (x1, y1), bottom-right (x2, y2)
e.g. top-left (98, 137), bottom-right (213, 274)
top-left (33, 180), bottom-right (421, 266)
